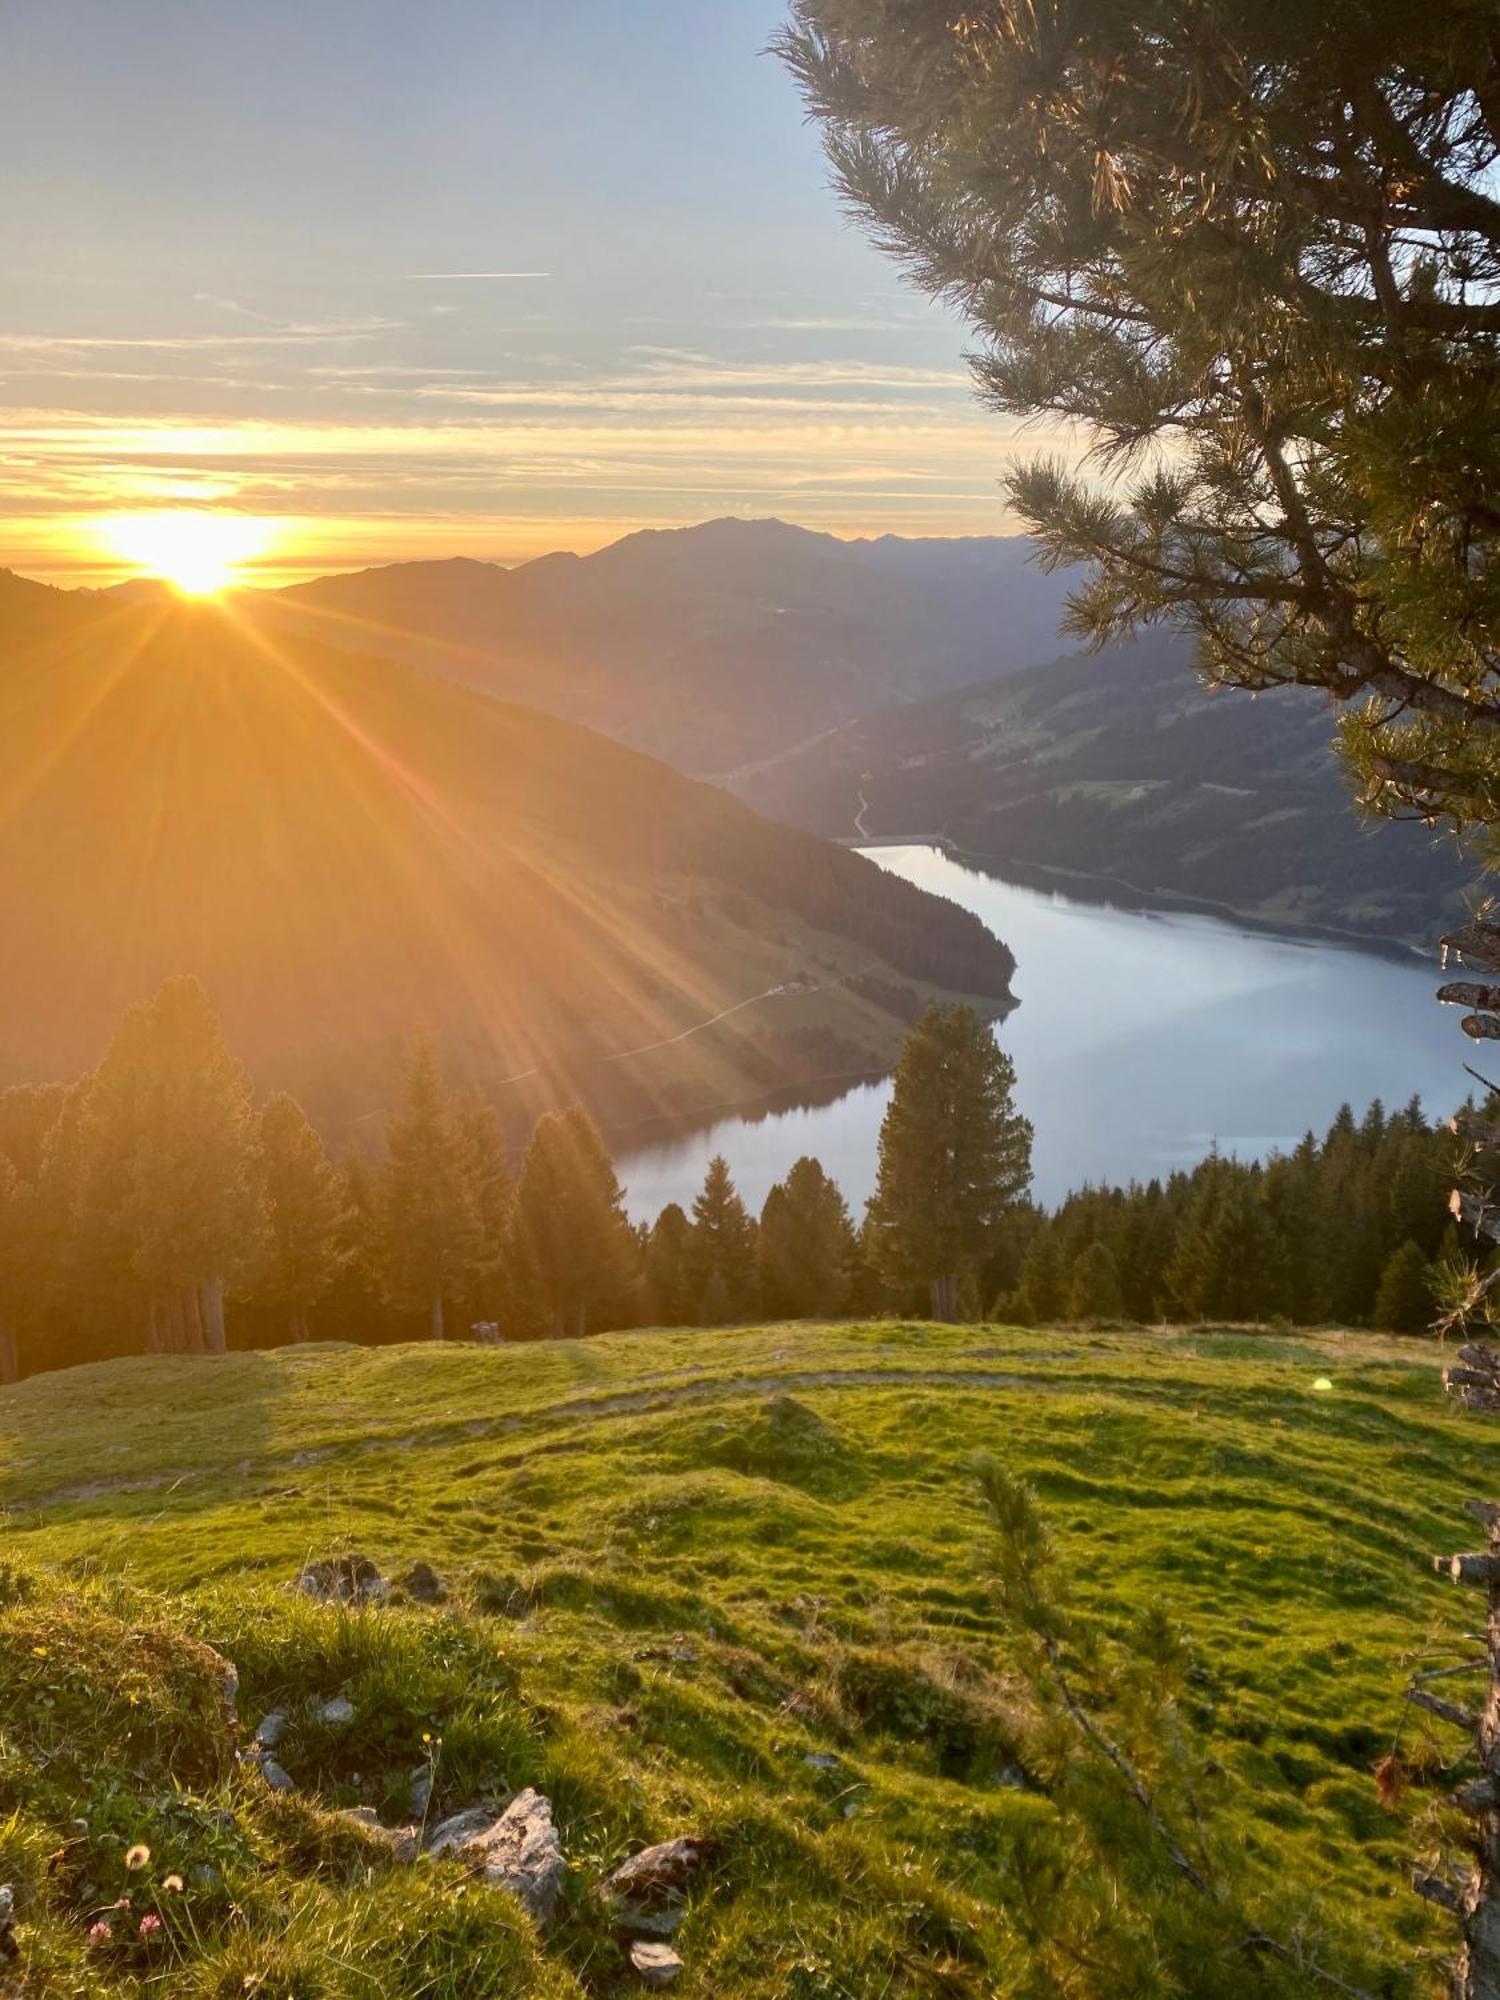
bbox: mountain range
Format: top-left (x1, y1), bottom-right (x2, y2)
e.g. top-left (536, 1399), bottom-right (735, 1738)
top-left (254, 516), bottom-right (1075, 772)
top-left (729, 637), bottom-right (1471, 949)
top-left (0, 580), bottom-right (1014, 1138)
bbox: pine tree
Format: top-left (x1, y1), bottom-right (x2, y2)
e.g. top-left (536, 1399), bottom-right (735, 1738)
top-left (375, 1035), bottom-right (479, 1341)
top-left (779, 2), bottom-right (1500, 840)
top-left (687, 1156), bottom-right (758, 1324)
top-left (867, 1006), bottom-right (1033, 1321)
top-left (1067, 1240), bottom-right (1124, 1323)
top-left (1373, 1240), bottom-right (1435, 1335)
top-left (758, 1156), bottom-right (856, 1319)
top-left (257, 1093), bottom-right (347, 1343)
top-left (512, 1107), bottom-right (638, 1338)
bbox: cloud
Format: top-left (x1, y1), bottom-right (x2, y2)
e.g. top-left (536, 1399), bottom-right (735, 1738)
top-left (401, 271), bottom-right (553, 281)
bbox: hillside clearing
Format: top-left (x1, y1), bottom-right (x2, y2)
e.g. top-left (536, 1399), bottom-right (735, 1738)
top-left (0, 1321), bottom-right (1477, 1995)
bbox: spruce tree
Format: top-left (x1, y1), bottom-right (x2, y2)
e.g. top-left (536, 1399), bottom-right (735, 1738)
top-left (512, 1107), bottom-right (638, 1338)
top-left (645, 1202), bottom-right (693, 1325)
top-left (758, 1156), bottom-right (856, 1319)
top-left (1067, 1240), bottom-right (1124, 1323)
top-left (1018, 1228), bottom-right (1065, 1325)
top-left (74, 978), bottom-right (264, 1356)
top-left (867, 1005), bottom-right (1032, 1321)
top-left (257, 1093), bottom-right (347, 1343)
top-left (1373, 1240), bottom-right (1435, 1334)
top-left (455, 1098), bottom-right (514, 1330)
top-left (687, 1156), bottom-right (759, 1324)
top-left (375, 1035), bottom-right (479, 1341)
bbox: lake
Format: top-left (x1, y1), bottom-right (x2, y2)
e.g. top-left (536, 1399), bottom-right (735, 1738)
top-left (617, 843), bottom-right (1463, 1220)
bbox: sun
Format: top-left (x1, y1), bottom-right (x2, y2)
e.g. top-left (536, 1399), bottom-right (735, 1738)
top-left (99, 511), bottom-right (276, 596)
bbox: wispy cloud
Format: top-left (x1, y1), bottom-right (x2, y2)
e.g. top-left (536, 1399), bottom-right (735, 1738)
top-left (401, 271), bottom-right (553, 281)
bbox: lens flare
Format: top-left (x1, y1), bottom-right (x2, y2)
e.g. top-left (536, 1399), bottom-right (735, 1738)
top-left (99, 512), bottom-right (275, 596)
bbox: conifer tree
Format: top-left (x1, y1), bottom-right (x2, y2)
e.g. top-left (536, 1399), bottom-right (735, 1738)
top-left (687, 1155), bottom-right (759, 1324)
top-left (645, 1202), bottom-right (693, 1325)
top-left (512, 1107), bottom-right (638, 1338)
top-left (1067, 1240), bottom-right (1124, 1323)
top-left (375, 1035), bottom-right (479, 1341)
top-left (455, 1098), bottom-right (514, 1330)
top-left (1018, 1228), bottom-right (1065, 1325)
top-left (1373, 1240), bottom-right (1435, 1334)
top-left (867, 1005), bottom-right (1032, 1320)
top-left (779, 1), bottom-right (1500, 842)
top-left (758, 1156), bottom-right (856, 1319)
top-left (74, 978), bottom-right (263, 1356)
top-left (257, 1093), bottom-right (347, 1343)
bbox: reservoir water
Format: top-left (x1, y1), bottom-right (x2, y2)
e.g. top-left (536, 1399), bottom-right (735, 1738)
top-left (617, 843), bottom-right (1461, 1220)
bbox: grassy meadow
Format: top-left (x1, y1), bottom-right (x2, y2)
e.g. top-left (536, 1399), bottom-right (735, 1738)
top-left (0, 1320), bottom-right (1483, 1996)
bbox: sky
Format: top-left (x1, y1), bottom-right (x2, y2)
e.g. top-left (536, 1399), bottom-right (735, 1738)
top-left (0, 0), bottom-right (1054, 584)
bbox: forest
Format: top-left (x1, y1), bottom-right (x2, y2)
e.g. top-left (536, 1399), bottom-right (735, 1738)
top-left (0, 973), bottom-right (1457, 1383)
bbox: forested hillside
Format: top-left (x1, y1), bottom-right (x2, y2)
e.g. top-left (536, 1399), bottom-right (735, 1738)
top-left (0, 589), bottom-right (1014, 1134)
top-left (732, 638), bottom-right (1472, 947)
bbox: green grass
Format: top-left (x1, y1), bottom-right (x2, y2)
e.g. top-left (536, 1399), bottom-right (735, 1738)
top-left (0, 1320), bottom-right (1478, 1995)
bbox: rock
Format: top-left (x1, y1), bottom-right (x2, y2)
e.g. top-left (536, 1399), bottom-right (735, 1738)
top-left (319, 1696), bottom-right (355, 1727)
top-left (259, 1758), bottom-right (295, 1793)
top-left (296, 1555), bottom-right (389, 1605)
top-left (339, 1808), bottom-right (419, 1864)
top-left (254, 1709), bottom-right (288, 1748)
top-left (425, 1805), bottom-right (500, 1858)
top-left (433, 1790), bottom-right (565, 1926)
top-left (0, 1885), bottom-right (12, 1925)
top-left (0, 1881), bottom-right (13, 1965)
top-left (803, 1752), bottom-right (840, 1771)
top-left (629, 1941), bottom-right (683, 1987)
top-left (398, 1560), bottom-right (447, 1605)
top-left (604, 1835), bottom-right (715, 1937)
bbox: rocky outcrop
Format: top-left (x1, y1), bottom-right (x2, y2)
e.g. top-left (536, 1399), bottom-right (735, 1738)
top-left (297, 1555), bottom-right (389, 1604)
top-left (428, 1790), bottom-right (566, 1926)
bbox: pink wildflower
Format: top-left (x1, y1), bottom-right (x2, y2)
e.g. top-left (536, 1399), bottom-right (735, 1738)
top-left (88, 1921), bottom-right (113, 1943)
top-left (138, 1912), bottom-right (162, 1938)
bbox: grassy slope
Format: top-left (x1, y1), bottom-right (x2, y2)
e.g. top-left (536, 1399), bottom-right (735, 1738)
top-left (0, 1321), bottom-right (1480, 1995)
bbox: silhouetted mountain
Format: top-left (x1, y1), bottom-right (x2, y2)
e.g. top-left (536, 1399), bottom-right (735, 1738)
top-left (0, 591), bottom-right (1014, 1138)
top-left (731, 638), bottom-right (1470, 949)
top-left (260, 517), bottom-right (1075, 771)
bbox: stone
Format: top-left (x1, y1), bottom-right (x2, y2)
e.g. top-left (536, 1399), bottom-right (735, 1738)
top-left (398, 1560), bottom-right (447, 1605)
top-left (319, 1696), bottom-right (355, 1727)
top-left (296, 1555), bottom-right (389, 1605)
top-left (425, 1806), bottom-right (500, 1859)
top-left (629, 1941), bottom-right (683, 1987)
top-left (339, 1808), bottom-right (419, 1864)
top-left (434, 1790), bottom-right (565, 1926)
top-left (604, 1836), bottom-right (714, 1937)
top-left (254, 1709), bottom-right (288, 1748)
top-left (259, 1758), bottom-right (295, 1793)
top-left (803, 1752), bottom-right (840, 1771)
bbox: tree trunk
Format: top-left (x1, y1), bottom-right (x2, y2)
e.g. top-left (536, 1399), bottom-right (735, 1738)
top-left (290, 1304), bottom-right (309, 1344)
top-left (929, 1274), bottom-right (957, 1322)
top-left (147, 1298), bottom-right (166, 1355)
top-left (0, 1320), bottom-right (18, 1386)
top-left (182, 1281), bottom-right (206, 1355)
top-left (430, 1286), bottom-right (446, 1342)
top-left (199, 1276), bottom-right (227, 1356)
top-left (575, 1302), bottom-right (587, 1341)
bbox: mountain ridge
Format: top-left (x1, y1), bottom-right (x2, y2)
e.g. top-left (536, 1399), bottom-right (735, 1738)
top-left (0, 589), bottom-right (1015, 1138)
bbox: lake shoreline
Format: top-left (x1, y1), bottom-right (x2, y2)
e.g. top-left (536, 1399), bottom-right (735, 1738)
top-left (842, 832), bottom-right (1436, 968)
